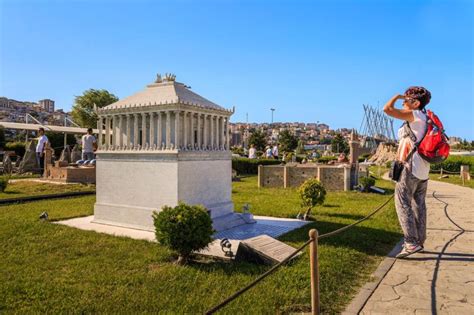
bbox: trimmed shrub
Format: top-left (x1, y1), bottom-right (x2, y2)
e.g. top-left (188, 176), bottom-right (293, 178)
top-left (232, 157), bottom-right (281, 175)
top-left (0, 176), bottom-right (8, 192)
top-left (153, 203), bottom-right (213, 264)
top-left (359, 176), bottom-right (375, 192)
top-left (5, 142), bottom-right (27, 157)
top-left (298, 178), bottom-right (326, 216)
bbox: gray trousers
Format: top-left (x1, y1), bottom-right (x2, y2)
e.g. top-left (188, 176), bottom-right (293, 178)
top-left (395, 167), bottom-right (428, 246)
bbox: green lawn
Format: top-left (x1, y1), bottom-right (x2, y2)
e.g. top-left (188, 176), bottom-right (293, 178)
top-left (429, 173), bottom-right (474, 189)
top-left (0, 176), bottom-right (401, 314)
top-left (0, 180), bottom-right (95, 200)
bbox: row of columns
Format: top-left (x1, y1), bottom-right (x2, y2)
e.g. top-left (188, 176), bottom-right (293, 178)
top-left (98, 111), bottom-right (231, 151)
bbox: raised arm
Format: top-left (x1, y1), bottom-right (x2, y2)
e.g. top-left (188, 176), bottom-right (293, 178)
top-left (383, 94), bottom-right (415, 122)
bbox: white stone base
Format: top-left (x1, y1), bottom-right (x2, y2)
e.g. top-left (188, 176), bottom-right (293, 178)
top-left (93, 151), bottom-right (235, 231)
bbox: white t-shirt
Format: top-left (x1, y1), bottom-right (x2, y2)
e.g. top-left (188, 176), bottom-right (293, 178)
top-left (397, 110), bottom-right (430, 180)
top-left (248, 147), bottom-right (257, 159)
top-left (272, 146), bottom-right (279, 157)
top-left (36, 135), bottom-right (48, 153)
top-left (82, 134), bottom-right (96, 153)
top-left (265, 148), bottom-right (272, 158)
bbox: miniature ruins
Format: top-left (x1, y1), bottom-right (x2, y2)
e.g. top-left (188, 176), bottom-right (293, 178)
top-left (258, 132), bottom-right (369, 190)
top-left (43, 143), bottom-right (96, 183)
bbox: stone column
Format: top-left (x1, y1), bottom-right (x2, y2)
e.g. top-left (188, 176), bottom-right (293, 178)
top-left (119, 115), bottom-right (124, 148)
top-left (133, 113), bottom-right (139, 148)
top-left (197, 113), bottom-right (202, 149)
top-left (149, 112), bottom-right (155, 148)
top-left (105, 116), bottom-right (111, 149)
top-left (226, 117), bottom-right (230, 150)
top-left (203, 114), bottom-right (208, 148)
top-left (141, 112), bottom-right (147, 148)
top-left (97, 116), bottom-right (103, 149)
top-left (126, 114), bottom-right (131, 148)
top-left (157, 112), bottom-right (162, 149)
top-left (183, 111), bottom-right (188, 149)
top-left (220, 116), bottom-right (225, 149)
top-left (210, 115), bottom-right (214, 150)
top-left (190, 112), bottom-right (195, 149)
top-left (166, 111), bottom-right (171, 149)
top-left (174, 110), bottom-right (180, 149)
top-left (112, 115), bottom-right (118, 147)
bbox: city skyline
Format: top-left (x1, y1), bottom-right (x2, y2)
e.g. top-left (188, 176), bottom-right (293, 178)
top-left (1, 0), bottom-right (472, 139)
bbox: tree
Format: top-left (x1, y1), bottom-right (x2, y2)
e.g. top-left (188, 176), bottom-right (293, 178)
top-left (331, 133), bottom-right (349, 154)
top-left (71, 89), bottom-right (118, 129)
top-left (279, 129), bottom-right (298, 152)
top-left (248, 130), bottom-right (267, 151)
top-left (0, 127), bottom-right (5, 149)
top-left (295, 139), bottom-right (305, 155)
top-left (297, 178), bottom-right (326, 220)
top-left (45, 132), bottom-right (78, 157)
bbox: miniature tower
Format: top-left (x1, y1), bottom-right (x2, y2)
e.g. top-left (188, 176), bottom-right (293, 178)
top-left (93, 74), bottom-right (239, 231)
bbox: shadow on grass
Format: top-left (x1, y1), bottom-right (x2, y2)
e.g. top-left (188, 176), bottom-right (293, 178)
top-left (191, 219), bottom-right (401, 274)
top-left (3, 191), bottom-right (21, 195)
top-left (320, 213), bottom-right (366, 220)
top-left (322, 204), bottom-right (341, 208)
top-left (279, 220), bottom-right (401, 256)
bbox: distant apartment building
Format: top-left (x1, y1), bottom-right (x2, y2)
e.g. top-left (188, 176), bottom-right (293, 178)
top-left (38, 99), bottom-right (55, 113)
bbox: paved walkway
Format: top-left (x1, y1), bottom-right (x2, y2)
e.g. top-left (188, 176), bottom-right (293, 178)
top-left (361, 180), bottom-right (474, 314)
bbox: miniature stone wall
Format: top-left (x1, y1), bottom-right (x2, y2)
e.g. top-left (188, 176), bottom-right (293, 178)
top-left (46, 166), bottom-right (96, 184)
top-left (258, 164), bottom-right (352, 191)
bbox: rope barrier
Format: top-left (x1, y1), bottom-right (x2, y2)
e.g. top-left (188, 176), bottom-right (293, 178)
top-left (205, 194), bottom-right (395, 314)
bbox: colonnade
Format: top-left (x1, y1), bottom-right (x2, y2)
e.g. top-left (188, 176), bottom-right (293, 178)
top-left (98, 110), bottom-right (231, 151)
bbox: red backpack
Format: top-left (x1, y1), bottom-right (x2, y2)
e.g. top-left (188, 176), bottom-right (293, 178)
top-left (416, 110), bottom-right (450, 163)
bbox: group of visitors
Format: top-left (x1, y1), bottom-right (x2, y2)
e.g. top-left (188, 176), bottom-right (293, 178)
top-left (35, 127), bottom-right (97, 172)
top-left (247, 144), bottom-right (279, 160)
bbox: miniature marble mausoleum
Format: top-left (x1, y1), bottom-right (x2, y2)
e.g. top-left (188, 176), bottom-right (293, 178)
top-left (93, 74), bottom-right (241, 231)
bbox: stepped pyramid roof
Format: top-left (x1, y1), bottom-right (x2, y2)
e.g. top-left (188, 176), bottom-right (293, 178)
top-left (101, 74), bottom-right (231, 114)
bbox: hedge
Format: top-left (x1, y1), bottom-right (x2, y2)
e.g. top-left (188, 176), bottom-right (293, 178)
top-left (317, 156), bottom-right (338, 164)
top-left (5, 142), bottom-right (28, 157)
top-left (232, 157), bottom-right (282, 175)
top-left (430, 155), bottom-right (474, 173)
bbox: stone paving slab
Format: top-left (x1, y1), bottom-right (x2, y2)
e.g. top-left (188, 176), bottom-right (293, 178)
top-left (357, 180), bottom-right (474, 315)
top-left (56, 215), bottom-right (308, 260)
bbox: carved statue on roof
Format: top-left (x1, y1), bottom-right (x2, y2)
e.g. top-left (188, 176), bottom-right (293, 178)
top-left (163, 73), bottom-right (176, 82)
top-left (155, 74), bottom-right (162, 83)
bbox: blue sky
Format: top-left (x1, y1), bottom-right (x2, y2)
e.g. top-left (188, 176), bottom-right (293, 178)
top-left (1, 0), bottom-right (472, 139)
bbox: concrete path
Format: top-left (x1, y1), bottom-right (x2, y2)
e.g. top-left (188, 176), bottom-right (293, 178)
top-left (360, 180), bottom-right (474, 314)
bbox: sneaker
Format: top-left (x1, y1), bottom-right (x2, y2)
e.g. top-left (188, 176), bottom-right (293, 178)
top-left (396, 243), bottom-right (423, 258)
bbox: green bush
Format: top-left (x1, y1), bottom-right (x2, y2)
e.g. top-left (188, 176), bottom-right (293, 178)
top-left (5, 142), bottom-right (27, 157)
top-left (298, 178), bottom-right (326, 212)
top-left (153, 203), bottom-right (213, 264)
top-left (359, 177), bottom-right (375, 192)
top-left (430, 155), bottom-right (474, 173)
top-left (0, 176), bottom-right (8, 192)
top-left (317, 156), bottom-right (337, 164)
top-left (232, 157), bottom-right (281, 175)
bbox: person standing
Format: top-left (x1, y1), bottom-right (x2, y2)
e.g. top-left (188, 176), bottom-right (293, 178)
top-left (265, 146), bottom-right (273, 159)
top-left (36, 127), bottom-right (48, 173)
top-left (81, 128), bottom-right (97, 161)
top-left (248, 144), bottom-right (257, 159)
top-left (272, 144), bottom-right (279, 159)
top-left (383, 86), bottom-right (431, 258)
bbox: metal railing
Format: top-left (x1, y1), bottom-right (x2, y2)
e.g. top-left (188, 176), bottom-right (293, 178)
top-left (206, 194), bottom-right (394, 314)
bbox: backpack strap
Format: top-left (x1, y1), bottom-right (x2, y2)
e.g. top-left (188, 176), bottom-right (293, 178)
top-left (404, 110), bottom-right (429, 163)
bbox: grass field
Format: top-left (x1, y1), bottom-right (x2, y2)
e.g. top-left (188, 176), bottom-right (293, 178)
top-left (428, 173), bottom-right (474, 189)
top-left (0, 180), bottom-right (95, 200)
top-left (0, 176), bottom-right (401, 314)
